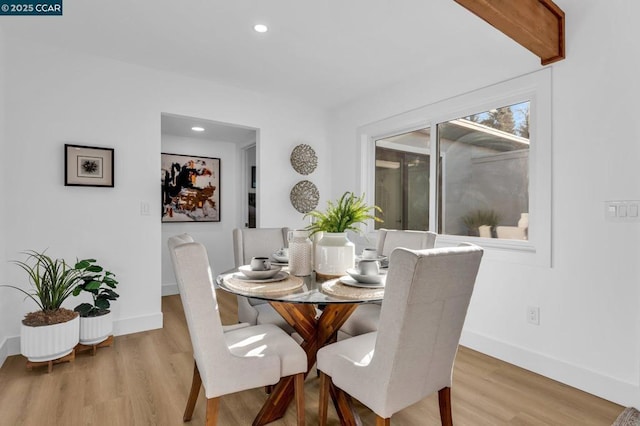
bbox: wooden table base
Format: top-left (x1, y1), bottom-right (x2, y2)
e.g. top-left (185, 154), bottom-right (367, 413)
top-left (251, 302), bottom-right (360, 426)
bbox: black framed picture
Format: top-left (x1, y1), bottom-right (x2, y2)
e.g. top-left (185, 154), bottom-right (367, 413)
top-left (161, 152), bottom-right (221, 222)
top-left (64, 144), bottom-right (114, 187)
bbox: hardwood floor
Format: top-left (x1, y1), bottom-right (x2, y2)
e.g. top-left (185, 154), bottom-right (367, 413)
top-left (0, 291), bottom-right (623, 425)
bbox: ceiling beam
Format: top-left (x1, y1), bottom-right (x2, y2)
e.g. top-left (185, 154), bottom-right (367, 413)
top-left (454, 0), bottom-right (565, 65)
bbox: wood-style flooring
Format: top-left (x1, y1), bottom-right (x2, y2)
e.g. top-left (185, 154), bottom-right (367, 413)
top-left (0, 291), bottom-right (623, 425)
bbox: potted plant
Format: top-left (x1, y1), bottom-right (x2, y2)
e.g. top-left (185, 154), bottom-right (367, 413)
top-left (461, 209), bottom-right (500, 237)
top-left (72, 261), bottom-right (119, 346)
top-left (0, 250), bottom-right (99, 367)
top-left (304, 192), bottom-right (382, 276)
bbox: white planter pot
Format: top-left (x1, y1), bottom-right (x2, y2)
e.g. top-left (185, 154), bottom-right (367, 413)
top-left (21, 315), bottom-right (80, 362)
top-left (315, 232), bottom-right (355, 276)
top-left (79, 312), bottom-right (113, 345)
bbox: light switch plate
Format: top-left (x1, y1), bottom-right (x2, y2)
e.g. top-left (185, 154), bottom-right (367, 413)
top-left (605, 200), bottom-right (640, 222)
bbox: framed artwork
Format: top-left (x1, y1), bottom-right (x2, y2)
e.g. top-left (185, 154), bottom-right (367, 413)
top-left (161, 152), bottom-right (221, 222)
top-left (64, 144), bottom-right (114, 187)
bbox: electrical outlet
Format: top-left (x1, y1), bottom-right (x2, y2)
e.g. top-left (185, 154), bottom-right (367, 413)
top-left (527, 306), bottom-right (540, 325)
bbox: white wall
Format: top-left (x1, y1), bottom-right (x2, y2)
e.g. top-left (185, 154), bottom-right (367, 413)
top-left (160, 134), bottom-right (244, 295)
top-left (0, 37), bottom-right (328, 357)
top-left (0, 28), bottom-right (11, 366)
top-left (328, 0), bottom-right (640, 407)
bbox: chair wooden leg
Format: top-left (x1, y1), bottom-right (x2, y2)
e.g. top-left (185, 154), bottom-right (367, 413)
top-left (205, 397), bottom-right (220, 426)
top-left (184, 361), bottom-right (203, 422)
top-left (294, 373), bottom-right (305, 426)
top-left (438, 387), bottom-right (453, 426)
top-left (375, 415), bottom-right (391, 425)
top-left (318, 371), bottom-right (330, 426)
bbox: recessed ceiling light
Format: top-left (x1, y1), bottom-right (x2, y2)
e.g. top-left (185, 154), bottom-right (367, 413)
top-left (254, 24), bottom-right (268, 33)
top-left (192, 126), bottom-right (205, 132)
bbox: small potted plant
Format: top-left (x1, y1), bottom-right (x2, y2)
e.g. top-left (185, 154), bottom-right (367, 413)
top-left (72, 261), bottom-right (119, 346)
top-left (304, 192), bottom-right (382, 276)
top-left (461, 209), bottom-right (500, 237)
top-left (1, 250), bottom-right (99, 367)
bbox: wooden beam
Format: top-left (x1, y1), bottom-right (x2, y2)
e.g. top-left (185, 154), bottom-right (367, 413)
top-left (454, 0), bottom-right (565, 65)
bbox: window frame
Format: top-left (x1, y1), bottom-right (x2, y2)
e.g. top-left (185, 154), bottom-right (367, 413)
top-left (358, 69), bottom-right (552, 267)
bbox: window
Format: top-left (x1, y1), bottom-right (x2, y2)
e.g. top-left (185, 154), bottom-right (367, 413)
top-left (375, 128), bottom-right (431, 231)
top-left (438, 102), bottom-right (530, 239)
top-left (360, 69), bottom-right (551, 266)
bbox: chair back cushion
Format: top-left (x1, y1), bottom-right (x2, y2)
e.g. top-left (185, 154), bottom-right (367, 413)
top-left (373, 244), bottom-right (483, 415)
top-left (167, 238), bottom-right (227, 390)
top-left (232, 227), bottom-right (290, 267)
top-left (376, 229), bottom-right (437, 257)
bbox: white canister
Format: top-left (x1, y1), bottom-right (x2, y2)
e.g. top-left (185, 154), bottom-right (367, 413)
top-left (288, 229), bottom-right (313, 276)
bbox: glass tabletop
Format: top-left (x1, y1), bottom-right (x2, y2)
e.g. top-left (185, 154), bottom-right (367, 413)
top-left (216, 268), bottom-right (384, 305)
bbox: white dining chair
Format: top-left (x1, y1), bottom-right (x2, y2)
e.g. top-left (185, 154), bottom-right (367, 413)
top-left (232, 227), bottom-right (294, 333)
top-left (338, 229), bottom-right (437, 340)
top-left (318, 244), bottom-right (483, 425)
top-left (168, 233), bottom-right (250, 333)
top-left (168, 237), bottom-right (307, 426)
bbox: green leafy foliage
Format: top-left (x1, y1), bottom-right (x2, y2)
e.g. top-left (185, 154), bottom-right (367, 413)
top-left (304, 192), bottom-right (382, 236)
top-left (1, 250), bottom-right (99, 313)
top-left (461, 209), bottom-right (500, 232)
top-left (72, 267), bottom-right (119, 317)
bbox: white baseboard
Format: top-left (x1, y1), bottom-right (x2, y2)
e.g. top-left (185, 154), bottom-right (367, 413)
top-left (113, 312), bottom-right (163, 336)
top-left (0, 335), bottom-right (22, 364)
top-left (162, 283), bottom-right (179, 296)
top-left (460, 329), bottom-right (640, 408)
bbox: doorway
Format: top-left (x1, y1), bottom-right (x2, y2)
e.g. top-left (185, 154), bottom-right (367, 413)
top-left (244, 144), bottom-right (256, 228)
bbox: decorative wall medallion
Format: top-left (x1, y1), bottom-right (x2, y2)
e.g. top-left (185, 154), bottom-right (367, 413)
top-left (290, 180), bottom-right (319, 213)
top-left (290, 144), bottom-right (318, 175)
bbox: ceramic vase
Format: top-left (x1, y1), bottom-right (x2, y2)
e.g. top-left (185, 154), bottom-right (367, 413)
top-left (21, 315), bottom-right (79, 362)
top-left (315, 232), bottom-right (355, 276)
top-left (288, 230), bottom-right (313, 276)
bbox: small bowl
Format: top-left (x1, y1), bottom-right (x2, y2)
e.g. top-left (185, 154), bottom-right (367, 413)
top-left (345, 268), bottom-right (384, 284)
top-left (238, 265), bottom-right (282, 280)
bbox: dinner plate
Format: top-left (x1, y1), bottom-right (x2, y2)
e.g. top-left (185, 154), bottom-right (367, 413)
top-left (339, 276), bottom-right (385, 289)
top-left (345, 268), bottom-right (386, 284)
top-left (238, 265), bottom-right (282, 280)
top-left (233, 271), bottom-right (289, 283)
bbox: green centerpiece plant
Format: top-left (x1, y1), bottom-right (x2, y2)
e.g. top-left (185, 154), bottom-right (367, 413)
top-left (304, 192), bottom-right (382, 276)
top-left (304, 191), bottom-right (382, 235)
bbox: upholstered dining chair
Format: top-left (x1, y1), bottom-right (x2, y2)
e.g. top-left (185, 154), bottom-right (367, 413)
top-left (338, 229), bottom-right (437, 340)
top-left (168, 237), bottom-right (307, 426)
top-left (168, 233), bottom-right (250, 333)
top-left (318, 244), bottom-right (483, 426)
top-left (232, 227), bottom-right (293, 333)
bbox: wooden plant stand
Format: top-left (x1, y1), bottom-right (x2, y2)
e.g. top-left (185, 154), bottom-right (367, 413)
top-left (75, 335), bottom-right (114, 356)
top-left (26, 350), bottom-right (75, 374)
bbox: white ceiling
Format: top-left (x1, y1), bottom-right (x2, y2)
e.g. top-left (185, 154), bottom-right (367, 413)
top-left (161, 113), bottom-right (257, 144)
top-left (0, 0), bottom-right (542, 110)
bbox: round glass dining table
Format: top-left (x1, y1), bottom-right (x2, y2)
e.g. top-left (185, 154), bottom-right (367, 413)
top-left (216, 268), bottom-right (383, 426)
